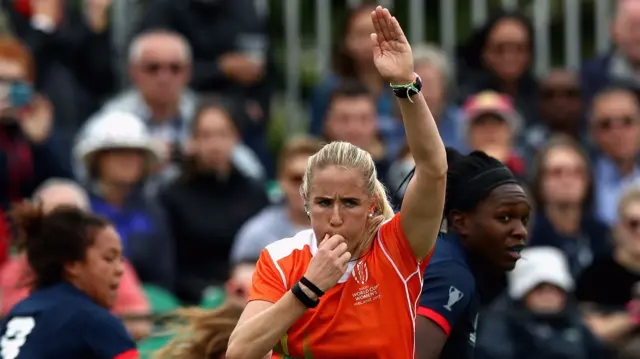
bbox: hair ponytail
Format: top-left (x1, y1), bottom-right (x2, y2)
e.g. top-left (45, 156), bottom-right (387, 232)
top-left (10, 201), bottom-right (45, 251)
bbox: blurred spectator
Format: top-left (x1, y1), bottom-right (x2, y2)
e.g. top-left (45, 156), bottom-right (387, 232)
top-left (576, 181), bottom-right (640, 358)
top-left (0, 177), bottom-right (151, 340)
top-left (526, 69), bottom-right (585, 153)
top-left (310, 2), bottom-right (396, 135)
top-left (581, 0), bottom-right (640, 108)
top-left (1, 0), bottom-right (116, 135)
top-left (413, 43), bottom-right (464, 151)
top-left (322, 81), bottom-right (394, 182)
top-left (230, 137), bottom-right (322, 263)
top-left (477, 247), bottom-right (607, 359)
top-left (457, 11), bottom-right (538, 124)
top-left (528, 135), bottom-right (611, 278)
top-left (386, 144), bottom-right (413, 206)
top-left (140, 0), bottom-right (274, 175)
top-left (460, 91), bottom-right (526, 177)
top-left (88, 29), bottom-right (264, 192)
top-left (160, 97), bottom-right (268, 304)
top-left (0, 36), bottom-right (72, 210)
top-left (74, 111), bottom-right (175, 291)
top-left (589, 87), bottom-right (640, 225)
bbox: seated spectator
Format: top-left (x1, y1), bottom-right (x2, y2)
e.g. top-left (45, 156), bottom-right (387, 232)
top-left (310, 3), bottom-right (395, 136)
top-left (589, 87), bottom-right (640, 225)
top-left (322, 80), bottom-right (395, 182)
top-left (0, 178), bottom-right (151, 340)
top-left (141, 0), bottom-right (274, 175)
top-left (476, 247), bottom-right (607, 359)
top-left (460, 91), bottom-right (526, 177)
top-left (74, 111), bottom-right (175, 291)
top-left (412, 43), bottom-right (464, 150)
top-left (0, 36), bottom-right (72, 210)
top-left (581, 0), bottom-right (640, 108)
top-left (528, 135), bottom-right (611, 278)
top-left (525, 69), bottom-right (584, 154)
top-left (230, 137), bottom-right (322, 263)
top-left (576, 181), bottom-right (640, 358)
top-left (457, 11), bottom-right (539, 124)
top-left (83, 29), bottom-right (264, 191)
top-left (160, 97), bottom-right (268, 304)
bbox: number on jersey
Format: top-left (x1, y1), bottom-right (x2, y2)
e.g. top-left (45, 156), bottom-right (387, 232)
top-left (1, 317), bottom-right (35, 359)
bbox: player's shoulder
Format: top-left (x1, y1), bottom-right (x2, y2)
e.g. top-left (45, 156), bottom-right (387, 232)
top-left (428, 233), bottom-right (470, 267)
top-left (263, 228), bottom-right (315, 264)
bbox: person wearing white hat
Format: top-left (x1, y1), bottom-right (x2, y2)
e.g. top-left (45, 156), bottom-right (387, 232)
top-left (475, 246), bottom-right (608, 359)
top-left (73, 111), bottom-right (175, 292)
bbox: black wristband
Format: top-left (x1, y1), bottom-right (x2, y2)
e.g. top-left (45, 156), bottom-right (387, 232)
top-left (291, 282), bottom-right (319, 308)
top-left (299, 276), bottom-right (324, 297)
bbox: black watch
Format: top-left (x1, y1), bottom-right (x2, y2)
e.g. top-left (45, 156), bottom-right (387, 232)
top-left (390, 74), bottom-right (422, 99)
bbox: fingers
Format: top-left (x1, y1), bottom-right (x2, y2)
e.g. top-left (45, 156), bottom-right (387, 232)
top-left (338, 251), bottom-right (352, 266)
top-left (389, 16), bottom-right (407, 44)
top-left (375, 6), bottom-right (393, 42)
top-left (332, 241), bottom-right (348, 256)
top-left (370, 33), bottom-right (382, 57)
top-left (321, 234), bottom-right (345, 250)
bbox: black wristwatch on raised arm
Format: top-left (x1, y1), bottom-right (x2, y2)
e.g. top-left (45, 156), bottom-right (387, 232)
top-left (390, 73), bottom-right (423, 102)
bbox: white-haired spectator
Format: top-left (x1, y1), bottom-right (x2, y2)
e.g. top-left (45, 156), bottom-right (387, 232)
top-left (0, 177), bottom-right (152, 340)
top-left (74, 112), bottom-right (175, 292)
top-left (83, 29), bottom-right (264, 191)
top-left (476, 247), bottom-right (608, 359)
top-left (576, 179), bottom-right (640, 357)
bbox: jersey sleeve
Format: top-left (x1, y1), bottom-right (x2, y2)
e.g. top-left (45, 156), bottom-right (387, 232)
top-left (248, 248), bottom-right (288, 304)
top-left (417, 261), bottom-right (474, 336)
top-left (76, 309), bottom-right (138, 359)
top-left (378, 213), bottom-right (435, 279)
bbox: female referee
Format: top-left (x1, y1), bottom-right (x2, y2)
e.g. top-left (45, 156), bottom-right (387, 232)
top-left (227, 5), bottom-right (447, 359)
top-left (414, 148), bottom-right (531, 359)
top-left (0, 203), bottom-right (138, 359)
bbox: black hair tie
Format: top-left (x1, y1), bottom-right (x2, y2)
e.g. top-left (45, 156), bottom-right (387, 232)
top-left (299, 276), bottom-right (325, 297)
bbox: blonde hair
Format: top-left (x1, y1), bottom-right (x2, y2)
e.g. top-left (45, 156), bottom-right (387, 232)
top-left (154, 301), bottom-right (243, 359)
top-left (300, 142), bottom-right (395, 251)
top-left (618, 180), bottom-right (640, 219)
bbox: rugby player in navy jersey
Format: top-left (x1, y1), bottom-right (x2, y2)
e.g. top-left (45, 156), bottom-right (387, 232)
top-left (408, 148), bottom-right (531, 359)
top-left (0, 201), bottom-right (138, 359)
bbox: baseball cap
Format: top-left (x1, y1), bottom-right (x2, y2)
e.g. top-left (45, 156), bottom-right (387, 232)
top-left (462, 91), bottom-right (524, 134)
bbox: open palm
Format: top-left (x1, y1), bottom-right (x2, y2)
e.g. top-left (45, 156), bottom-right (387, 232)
top-left (370, 6), bottom-right (414, 84)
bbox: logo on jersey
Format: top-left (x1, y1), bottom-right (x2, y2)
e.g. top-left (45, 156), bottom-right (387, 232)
top-left (443, 286), bottom-right (464, 311)
top-left (352, 261), bottom-right (369, 285)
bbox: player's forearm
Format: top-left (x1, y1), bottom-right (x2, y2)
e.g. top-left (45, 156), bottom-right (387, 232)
top-left (227, 291), bottom-right (309, 359)
top-left (397, 94), bottom-right (447, 177)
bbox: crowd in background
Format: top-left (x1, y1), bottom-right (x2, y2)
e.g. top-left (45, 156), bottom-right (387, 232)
top-left (0, 0), bottom-right (639, 358)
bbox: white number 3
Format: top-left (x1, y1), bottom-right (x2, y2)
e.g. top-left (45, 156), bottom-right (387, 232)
top-left (1, 317), bottom-right (35, 359)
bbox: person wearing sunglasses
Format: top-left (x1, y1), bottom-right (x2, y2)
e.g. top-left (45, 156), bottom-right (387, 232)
top-left (576, 181), bottom-right (640, 358)
top-left (589, 86), bottom-right (640, 226)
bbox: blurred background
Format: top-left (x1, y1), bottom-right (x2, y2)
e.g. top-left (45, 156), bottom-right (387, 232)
top-left (1, 0), bottom-right (640, 358)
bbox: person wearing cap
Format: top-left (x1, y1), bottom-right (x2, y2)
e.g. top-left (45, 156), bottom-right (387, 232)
top-left (73, 111), bottom-right (175, 292)
top-left (461, 90), bottom-right (527, 177)
top-left (475, 246), bottom-right (608, 359)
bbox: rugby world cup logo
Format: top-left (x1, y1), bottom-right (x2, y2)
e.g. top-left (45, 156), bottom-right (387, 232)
top-left (352, 261), bottom-right (369, 285)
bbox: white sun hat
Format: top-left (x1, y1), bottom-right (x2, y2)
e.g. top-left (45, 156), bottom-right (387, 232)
top-left (73, 111), bottom-right (162, 172)
top-left (508, 246), bottom-right (574, 300)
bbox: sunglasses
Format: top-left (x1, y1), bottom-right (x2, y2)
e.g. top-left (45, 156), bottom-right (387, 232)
top-left (486, 41), bottom-right (529, 55)
top-left (288, 174), bottom-right (304, 184)
top-left (544, 166), bottom-right (584, 178)
top-left (541, 88), bottom-right (580, 100)
top-left (593, 116), bottom-right (639, 132)
top-left (141, 62), bottom-right (184, 75)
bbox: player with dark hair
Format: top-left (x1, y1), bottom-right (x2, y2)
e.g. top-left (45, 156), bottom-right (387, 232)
top-left (0, 202), bottom-right (138, 359)
top-left (412, 148), bottom-right (531, 359)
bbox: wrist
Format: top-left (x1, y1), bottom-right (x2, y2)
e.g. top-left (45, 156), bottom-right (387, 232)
top-left (389, 74), bottom-right (416, 86)
top-left (298, 283), bottom-right (319, 300)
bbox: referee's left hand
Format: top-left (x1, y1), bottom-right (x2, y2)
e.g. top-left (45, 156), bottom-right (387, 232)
top-left (370, 6), bottom-right (414, 85)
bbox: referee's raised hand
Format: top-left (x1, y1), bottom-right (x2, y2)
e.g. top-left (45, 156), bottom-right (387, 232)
top-left (370, 6), bottom-right (414, 85)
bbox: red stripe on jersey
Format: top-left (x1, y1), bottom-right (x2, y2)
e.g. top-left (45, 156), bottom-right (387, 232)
top-left (113, 349), bottom-right (139, 359)
top-left (417, 306), bottom-right (452, 336)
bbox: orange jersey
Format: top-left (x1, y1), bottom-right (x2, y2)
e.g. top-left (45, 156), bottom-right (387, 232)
top-left (249, 214), bottom-right (433, 359)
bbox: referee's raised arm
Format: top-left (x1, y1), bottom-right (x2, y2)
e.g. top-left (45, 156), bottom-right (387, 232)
top-left (370, 6), bottom-right (447, 260)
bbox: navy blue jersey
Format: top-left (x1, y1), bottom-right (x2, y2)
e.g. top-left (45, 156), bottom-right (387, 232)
top-left (0, 282), bottom-right (138, 359)
top-left (418, 233), bottom-right (479, 359)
